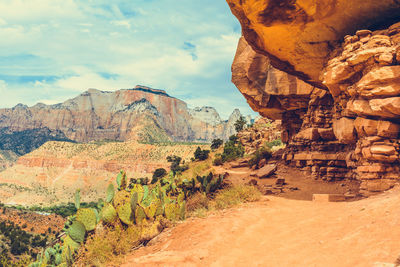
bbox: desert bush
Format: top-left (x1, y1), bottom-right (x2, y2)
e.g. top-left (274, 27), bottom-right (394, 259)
top-left (194, 146), bottom-right (210, 161)
top-left (213, 185), bottom-right (261, 210)
top-left (76, 223), bottom-right (139, 266)
top-left (28, 201), bottom-right (98, 218)
top-left (265, 139), bottom-right (283, 149)
top-left (220, 135), bottom-right (244, 162)
top-left (211, 139), bottom-right (223, 150)
top-left (151, 168), bottom-right (167, 184)
top-left (213, 155), bottom-right (223, 166)
top-left (248, 147), bottom-right (272, 167)
top-left (186, 192), bottom-right (209, 212)
top-left (167, 155), bottom-right (188, 174)
top-left (129, 177), bottom-right (149, 186)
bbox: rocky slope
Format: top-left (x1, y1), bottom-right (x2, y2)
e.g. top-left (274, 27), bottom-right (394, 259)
top-left (227, 1), bottom-right (400, 194)
top-left (0, 141), bottom-right (208, 206)
top-left (0, 85), bottom-right (245, 145)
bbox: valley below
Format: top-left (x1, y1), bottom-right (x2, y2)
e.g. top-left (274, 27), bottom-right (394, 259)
top-left (0, 140), bottom-right (208, 206)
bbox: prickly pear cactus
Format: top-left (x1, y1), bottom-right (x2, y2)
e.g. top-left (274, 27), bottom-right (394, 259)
top-left (164, 202), bottom-right (179, 221)
top-left (76, 208), bottom-right (97, 231)
top-left (114, 190), bottom-right (133, 225)
top-left (179, 201), bottom-right (186, 220)
top-left (145, 201), bottom-right (157, 219)
top-left (62, 235), bottom-right (80, 252)
top-left (106, 183), bottom-right (115, 203)
top-left (155, 200), bottom-right (164, 217)
top-left (74, 189), bottom-right (81, 210)
top-left (135, 205), bottom-right (147, 225)
top-left (116, 170), bottom-right (127, 190)
top-left (132, 184), bottom-right (144, 202)
top-left (100, 203), bottom-right (117, 224)
top-left (30, 169), bottom-right (194, 267)
top-left (130, 192), bottom-right (138, 212)
top-left (67, 220), bottom-right (86, 243)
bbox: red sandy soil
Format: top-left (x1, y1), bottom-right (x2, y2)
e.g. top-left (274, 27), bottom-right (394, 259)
top-left (120, 188), bottom-right (400, 267)
top-left (119, 162), bottom-right (399, 267)
top-left (220, 161), bottom-right (361, 201)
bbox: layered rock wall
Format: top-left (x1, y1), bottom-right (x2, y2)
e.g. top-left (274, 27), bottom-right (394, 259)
top-left (228, 0), bottom-right (400, 194)
top-left (320, 23), bottom-right (400, 192)
top-left (0, 85), bottom-right (244, 144)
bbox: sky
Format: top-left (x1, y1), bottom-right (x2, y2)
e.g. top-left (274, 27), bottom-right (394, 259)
top-left (0, 0), bottom-right (258, 119)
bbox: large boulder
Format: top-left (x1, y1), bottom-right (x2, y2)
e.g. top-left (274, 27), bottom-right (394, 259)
top-left (227, 0), bottom-right (400, 87)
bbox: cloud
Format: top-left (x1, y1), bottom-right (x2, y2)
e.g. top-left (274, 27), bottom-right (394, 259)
top-left (0, 80), bottom-right (7, 91)
top-left (0, 0), bottom-right (256, 119)
top-left (111, 20), bottom-right (131, 29)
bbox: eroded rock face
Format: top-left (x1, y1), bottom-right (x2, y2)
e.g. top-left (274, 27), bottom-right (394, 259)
top-left (232, 37), bottom-right (316, 141)
top-left (232, 37), bottom-right (314, 120)
top-left (238, 117), bottom-right (282, 154)
top-left (0, 85), bottom-right (244, 144)
top-left (229, 1), bottom-right (400, 194)
top-left (227, 0), bottom-right (400, 87)
top-left (320, 23), bottom-right (400, 193)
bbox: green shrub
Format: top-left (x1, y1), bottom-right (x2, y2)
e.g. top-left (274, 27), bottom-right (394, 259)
top-left (194, 147), bottom-right (210, 161)
top-left (220, 136), bottom-right (244, 162)
top-left (234, 115), bottom-right (247, 132)
top-left (167, 155), bottom-right (188, 175)
top-left (248, 147), bottom-right (272, 167)
top-left (265, 139), bottom-right (283, 149)
top-left (211, 139), bottom-right (223, 150)
top-left (151, 168), bottom-right (167, 184)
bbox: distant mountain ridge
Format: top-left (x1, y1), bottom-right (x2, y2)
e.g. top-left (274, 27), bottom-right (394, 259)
top-left (0, 85), bottom-right (248, 149)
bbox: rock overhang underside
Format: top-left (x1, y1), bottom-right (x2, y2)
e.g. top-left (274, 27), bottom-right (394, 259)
top-left (227, 0), bottom-right (400, 194)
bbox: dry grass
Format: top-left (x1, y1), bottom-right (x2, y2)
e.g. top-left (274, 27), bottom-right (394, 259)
top-left (187, 185), bottom-right (262, 218)
top-left (186, 192), bottom-right (209, 211)
top-left (75, 223), bottom-right (141, 267)
top-left (212, 185), bottom-right (262, 210)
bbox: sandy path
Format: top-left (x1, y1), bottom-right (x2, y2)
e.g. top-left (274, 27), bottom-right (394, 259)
top-left (120, 188), bottom-right (400, 267)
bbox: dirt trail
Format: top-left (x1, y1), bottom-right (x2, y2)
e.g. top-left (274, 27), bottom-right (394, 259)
top-left (120, 188), bottom-right (400, 267)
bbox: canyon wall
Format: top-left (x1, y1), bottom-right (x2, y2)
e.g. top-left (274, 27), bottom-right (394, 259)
top-left (0, 85), bottom-right (244, 145)
top-left (228, 0), bottom-right (400, 194)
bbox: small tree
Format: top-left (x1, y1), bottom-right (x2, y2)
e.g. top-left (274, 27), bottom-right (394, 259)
top-left (234, 115), bottom-right (247, 132)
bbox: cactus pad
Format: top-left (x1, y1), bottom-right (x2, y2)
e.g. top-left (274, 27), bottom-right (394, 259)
top-left (76, 208), bottom-right (97, 231)
top-left (106, 184), bottom-right (115, 203)
top-left (135, 205), bottom-right (147, 225)
top-left (100, 203), bottom-right (117, 224)
top-left (114, 190), bottom-right (133, 225)
top-left (67, 220), bottom-right (86, 243)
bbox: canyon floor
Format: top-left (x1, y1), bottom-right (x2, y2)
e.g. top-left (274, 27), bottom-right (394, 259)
top-left (120, 187), bottom-right (400, 267)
